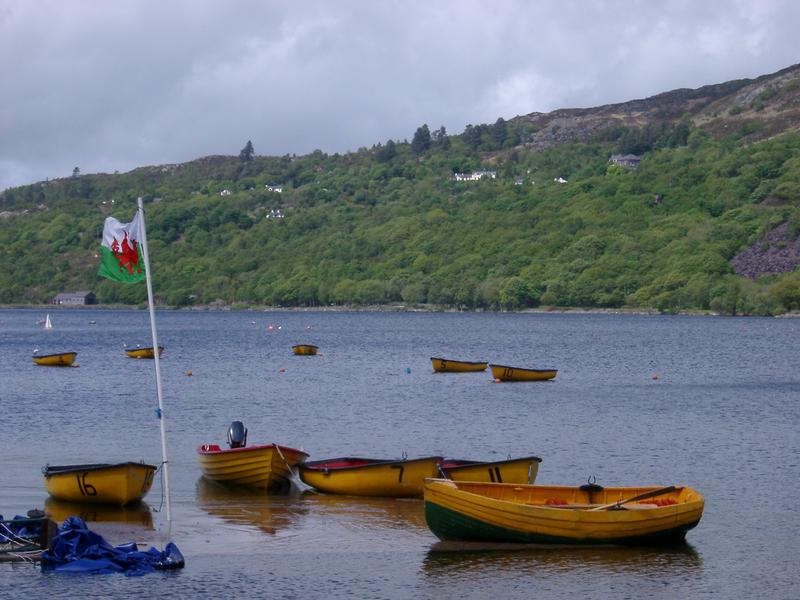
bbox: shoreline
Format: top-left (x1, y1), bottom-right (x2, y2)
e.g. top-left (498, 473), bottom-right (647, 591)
top-left (2, 302), bottom-right (798, 317)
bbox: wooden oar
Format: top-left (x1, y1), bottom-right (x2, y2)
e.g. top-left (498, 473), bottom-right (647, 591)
top-left (589, 485), bottom-right (677, 511)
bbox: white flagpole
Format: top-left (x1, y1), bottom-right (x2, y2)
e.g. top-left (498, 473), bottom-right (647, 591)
top-left (137, 196), bottom-right (172, 526)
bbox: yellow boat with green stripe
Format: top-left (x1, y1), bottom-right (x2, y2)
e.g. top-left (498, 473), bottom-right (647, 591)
top-left (424, 479), bottom-right (704, 546)
top-left (439, 456), bottom-right (542, 484)
top-left (299, 456), bottom-right (443, 497)
top-left (42, 462), bottom-right (157, 506)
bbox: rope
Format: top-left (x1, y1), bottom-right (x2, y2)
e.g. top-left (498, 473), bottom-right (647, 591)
top-left (273, 445), bottom-right (308, 490)
top-left (150, 462), bottom-right (166, 514)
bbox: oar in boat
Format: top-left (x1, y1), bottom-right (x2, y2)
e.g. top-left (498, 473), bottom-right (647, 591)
top-left (588, 485), bottom-right (677, 511)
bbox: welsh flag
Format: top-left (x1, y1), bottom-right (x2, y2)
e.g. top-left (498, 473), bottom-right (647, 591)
top-left (98, 212), bottom-right (146, 283)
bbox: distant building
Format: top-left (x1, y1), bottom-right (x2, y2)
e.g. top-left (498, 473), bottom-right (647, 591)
top-left (453, 170), bottom-right (497, 182)
top-left (554, 177), bottom-right (568, 184)
top-left (53, 291), bottom-right (96, 305)
top-left (609, 154), bottom-right (641, 169)
top-left (265, 185), bottom-right (283, 193)
top-left (220, 189), bottom-right (232, 196)
top-left (265, 209), bottom-right (285, 219)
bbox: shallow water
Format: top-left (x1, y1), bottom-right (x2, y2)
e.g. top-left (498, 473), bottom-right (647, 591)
top-left (1, 308), bottom-right (798, 598)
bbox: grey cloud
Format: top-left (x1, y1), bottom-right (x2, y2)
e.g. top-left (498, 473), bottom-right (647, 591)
top-left (1, 0), bottom-right (798, 191)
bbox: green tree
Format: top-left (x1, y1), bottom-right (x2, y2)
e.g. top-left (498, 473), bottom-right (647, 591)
top-left (377, 140), bottom-right (397, 163)
top-left (239, 140), bottom-right (255, 162)
top-left (411, 124), bottom-right (431, 155)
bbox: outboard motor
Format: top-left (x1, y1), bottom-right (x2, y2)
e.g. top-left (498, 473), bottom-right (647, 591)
top-left (227, 421), bottom-right (247, 449)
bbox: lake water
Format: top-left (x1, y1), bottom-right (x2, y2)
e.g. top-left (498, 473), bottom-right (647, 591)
top-left (1, 308), bottom-right (798, 598)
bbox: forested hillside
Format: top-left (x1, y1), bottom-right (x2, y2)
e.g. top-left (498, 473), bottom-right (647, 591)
top-left (2, 64), bottom-right (800, 314)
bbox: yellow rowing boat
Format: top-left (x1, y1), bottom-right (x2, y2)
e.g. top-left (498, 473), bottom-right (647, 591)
top-left (292, 344), bottom-right (319, 355)
top-left (489, 364), bottom-right (557, 381)
top-left (431, 357), bottom-right (488, 372)
top-left (439, 456), bottom-right (542, 484)
top-left (424, 479), bottom-right (704, 545)
top-left (32, 352), bottom-right (77, 366)
top-left (299, 456), bottom-right (444, 497)
top-left (124, 346), bottom-right (164, 359)
top-left (42, 462), bottom-right (157, 505)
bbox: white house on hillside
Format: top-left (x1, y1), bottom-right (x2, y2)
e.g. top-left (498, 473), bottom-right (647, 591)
top-left (453, 170), bottom-right (497, 182)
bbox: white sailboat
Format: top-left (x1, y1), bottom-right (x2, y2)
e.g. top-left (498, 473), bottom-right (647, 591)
top-left (44, 314), bottom-right (53, 329)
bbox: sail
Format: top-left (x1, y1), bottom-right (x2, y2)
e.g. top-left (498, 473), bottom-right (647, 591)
top-left (44, 314), bottom-right (53, 329)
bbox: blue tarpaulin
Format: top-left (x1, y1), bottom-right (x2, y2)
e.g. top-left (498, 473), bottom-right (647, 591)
top-left (41, 516), bottom-right (184, 576)
top-left (0, 514), bottom-right (44, 543)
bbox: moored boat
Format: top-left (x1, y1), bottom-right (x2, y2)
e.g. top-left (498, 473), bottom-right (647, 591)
top-left (489, 364), bottom-right (557, 381)
top-left (292, 344), bottom-right (319, 356)
top-left (299, 456), bottom-right (444, 497)
top-left (32, 351), bottom-right (77, 367)
top-left (439, 455), bottom-right (542, 484)
top-left (431, 357), bottom-right (488, 373)
top-left (124, 345), bottom-right (164, 359)
top-left (424, 479), bottom-right (704, 546)
top-left (42, 462), bottom-right (157, 506)
top-left (197, 444), bottom-right (309, 491)
top-left (197, 421), bottom-right (309, 491)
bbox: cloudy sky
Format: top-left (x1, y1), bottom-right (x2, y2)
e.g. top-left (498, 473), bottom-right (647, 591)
top-left (1, 0), bottom-right (798, 191)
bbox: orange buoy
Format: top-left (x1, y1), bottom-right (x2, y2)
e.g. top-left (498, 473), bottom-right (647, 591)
top-left (186, 371), bottom-right (193, 376)
top-left (268, 324), bottom-right (274, 331)
top-left (279, 368), bottom-right (286, 373)
top-left (493, 378), bottom-right (502, 383)
top-left (651, 373), bottom-right (659, 380)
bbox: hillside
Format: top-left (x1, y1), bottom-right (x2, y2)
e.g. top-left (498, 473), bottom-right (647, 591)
top-left (1, 63), bottom-right (800, 315)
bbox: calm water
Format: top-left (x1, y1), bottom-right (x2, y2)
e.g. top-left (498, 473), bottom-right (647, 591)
top-left (1, 308), bottom-right (798, 598)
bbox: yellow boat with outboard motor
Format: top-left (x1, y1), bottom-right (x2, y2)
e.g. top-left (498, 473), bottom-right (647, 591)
top-left (424, 479), bottom-right (704, 546)
top-left (197, 420), bottom-right (309, 491)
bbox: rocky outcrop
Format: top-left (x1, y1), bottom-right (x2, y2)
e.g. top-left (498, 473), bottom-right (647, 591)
top-left (731, 222), bottom-right (800, 278)
top-left (511, 63), bottom-right (800, 150)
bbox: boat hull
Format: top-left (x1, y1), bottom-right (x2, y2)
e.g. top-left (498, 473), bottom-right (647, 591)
top-left (197, 443), bottom-right (309, 491)
top-left (299, 456), bottom-right (444, 497)
top-left (431, 357), bottom-right (488, 373)
top-left (292, 344), bottom-right (318, 355)
top-left (424, 480), bottom-right (704, 546)
top-left (489, 364), bottom-right (557, 381)
top-left (440, 456), bottom-right (542, 484)
top-left (43, 462), bottom-right (157, 506)
top-left (32, 352), bottom-right (77, 366)
top-left (125, 346), bottom-right (164, 359)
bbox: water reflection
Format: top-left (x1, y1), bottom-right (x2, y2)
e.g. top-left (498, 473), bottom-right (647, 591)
top-left (422, 541), bottom-right (702, 579)
top-left (44, 497), bottom-right (154, 529)
top-left (300, 490), bottom-right (428, 531)
top-left (195, 477), bottom-right (307, 535)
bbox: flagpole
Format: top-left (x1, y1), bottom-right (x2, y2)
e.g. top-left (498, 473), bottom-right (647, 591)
top-left (137, 196), bottom-right (172, 526)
